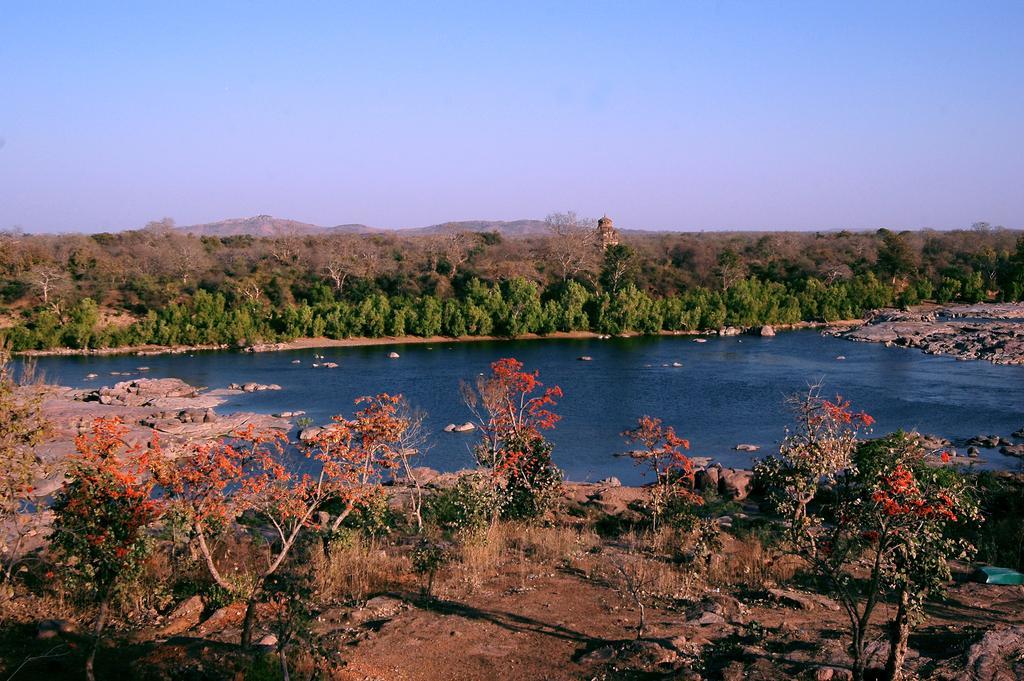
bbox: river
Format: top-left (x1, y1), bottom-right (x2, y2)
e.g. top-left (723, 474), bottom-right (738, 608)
top-left (24, 331), bottom-right (1024, 484)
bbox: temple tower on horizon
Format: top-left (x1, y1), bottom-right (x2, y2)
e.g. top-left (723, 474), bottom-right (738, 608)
top-left (597, 215), bottom-right (619, 249)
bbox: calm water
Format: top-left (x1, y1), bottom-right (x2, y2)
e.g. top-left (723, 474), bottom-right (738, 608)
top-left (25, 332), bottom-right (1024, 484)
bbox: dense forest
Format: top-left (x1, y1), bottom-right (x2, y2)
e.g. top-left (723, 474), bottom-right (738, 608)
top-left (1, 217), bottom-right (1023, 351)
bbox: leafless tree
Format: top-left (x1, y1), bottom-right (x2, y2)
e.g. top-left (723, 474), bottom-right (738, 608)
top-left (432, 230), bottom-right (474, 278)
top-left (392, 399), bottom-right (430, 532)
top-left (29, 265), bottom-right (68, 308)
top-left (543, 211), bottom-right (598, 280)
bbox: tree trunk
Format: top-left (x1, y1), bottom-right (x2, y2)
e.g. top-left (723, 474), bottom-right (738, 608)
top-left (850, 628), bottom-right (867, 681)
top-left (885, 587), bottom-right (911, 681)
top-left (240, 595), bottom-right (259, 650)
top-left (279, 648), bottom-right (290, 681)
top-left (85, 596), bottom-right (110, 681)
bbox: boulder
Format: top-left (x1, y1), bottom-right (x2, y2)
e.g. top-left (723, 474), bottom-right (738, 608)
top-left (598, 476), bottom-right (622, 487)
top-left (965, 626), bottom-right (1024, 681)
top-left (577, 356), bottom-right (593, 361)
top-left (195, 602), bottom-right (247, 637)
top-left (36, 619), bottom-right (75, 640)
top-left (759, 325), bottom-right (776, 337)
top-left (734, 443), bottom-right (760, 452)
top-left (767, 588), bottom-right (841, 612)
top-left (388, 352), bottom-right (400, 359)
top-left (720, 468), bottom-right (753, 500)
top-left (87, 378), bottom-right (200, 407)
top-left (299, 427), bottom-right (323, 442)
top-left (1000, 444), bottom-right (1024, 458)
top-left (348, 595), bottom-right (405, 625)
top-left (256, 633), bottom-right (278, 648)
top-left (155, 595), bottom-right (205, 637)
top-left (695, 466), bottom-right (721, 492)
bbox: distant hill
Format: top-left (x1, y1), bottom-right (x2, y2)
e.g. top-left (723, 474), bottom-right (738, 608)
top-left (176, 216), bottom-right (551, 238)
top-left (404, 219), bottom-right (550, 236)
top-left (178, 215), bottom-right (375, 237)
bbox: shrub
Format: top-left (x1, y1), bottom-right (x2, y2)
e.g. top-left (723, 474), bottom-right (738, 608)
top-left (424, 473), bottom-right (501, 537)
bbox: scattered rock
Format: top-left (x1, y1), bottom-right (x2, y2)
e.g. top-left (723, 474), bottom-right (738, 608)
top-left (719, 326), bottom-right (742, 336)
top-left (1001, 444), bottom-right (1024, 458)
top-left (598, 476), bottom-right (621, 487)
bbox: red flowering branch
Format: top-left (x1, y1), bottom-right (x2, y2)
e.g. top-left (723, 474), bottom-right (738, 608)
top-left (622, 415), bottom-right (701, 531)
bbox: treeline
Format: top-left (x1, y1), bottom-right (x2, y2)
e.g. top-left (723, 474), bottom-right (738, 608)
top-left (1, 220), bottom-right (1024, 351)
top-left (4, 273), bottom-right (897, 351)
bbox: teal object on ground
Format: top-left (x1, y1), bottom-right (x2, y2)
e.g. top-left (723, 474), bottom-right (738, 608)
top-left (974, 566), bottom-right (1024, 585)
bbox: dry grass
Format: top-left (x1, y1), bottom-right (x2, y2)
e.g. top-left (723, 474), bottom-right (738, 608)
top-left (709, 535), bottom-right (799, 589)
top-left (511, 523), bottom-right (600, 565)
top-left (308, 540), bottom-right (410, 603)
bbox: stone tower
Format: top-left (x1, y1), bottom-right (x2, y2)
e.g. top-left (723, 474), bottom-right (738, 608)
top-left (597, 215), bottom-right (619, 249)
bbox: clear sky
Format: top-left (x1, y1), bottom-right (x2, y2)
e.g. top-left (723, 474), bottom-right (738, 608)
top-left (2, 1), bottom-right (1022, 233)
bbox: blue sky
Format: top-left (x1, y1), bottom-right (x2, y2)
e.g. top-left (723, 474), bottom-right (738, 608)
top-left (2, 1), bottom-right (1022, 232)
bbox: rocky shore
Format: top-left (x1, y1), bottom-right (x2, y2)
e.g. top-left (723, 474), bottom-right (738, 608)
top-left (26, 378), bottom-right (291, 501)
top-left (836, 303), bottom-right (1024, 365)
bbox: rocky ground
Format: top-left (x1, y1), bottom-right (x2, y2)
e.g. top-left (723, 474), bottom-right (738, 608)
top-left (3, 473), bottom-right (1023, 681)
top-left (837, 303), bottom-right (1024, 365)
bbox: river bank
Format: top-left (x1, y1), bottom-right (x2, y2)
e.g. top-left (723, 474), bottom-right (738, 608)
top-left (14, 319), bottom-right (862, 358)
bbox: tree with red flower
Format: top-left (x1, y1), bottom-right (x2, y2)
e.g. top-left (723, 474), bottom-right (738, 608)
top-left (50, 417), bottom-right (165, 681)
top-left (462, 358), bottom-right (564, 519)
top-left (161, 393), bottom-right (418, 648)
